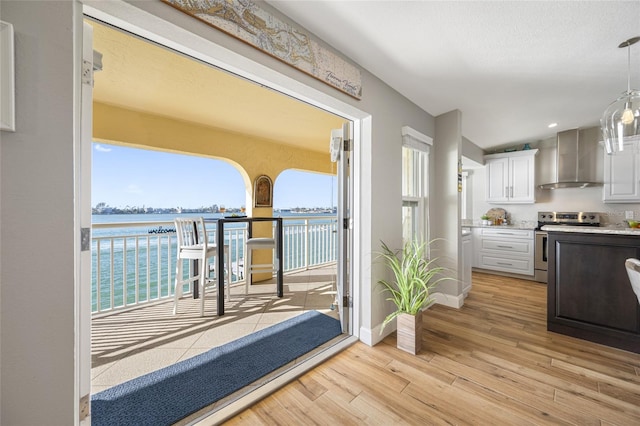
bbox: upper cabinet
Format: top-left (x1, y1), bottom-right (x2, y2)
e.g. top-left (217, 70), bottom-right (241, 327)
top-left (484, 150), bottom-right (538, 204)
top-left (603, 140), bottom-right (640, 203)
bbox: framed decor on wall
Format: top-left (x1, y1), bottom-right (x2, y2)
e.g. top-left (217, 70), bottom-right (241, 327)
top-left (161, 0), bottom-right (362, 99)
top-left (254, 175), bottom-right (273, 208)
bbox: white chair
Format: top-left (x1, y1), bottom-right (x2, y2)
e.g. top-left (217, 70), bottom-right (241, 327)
top-left (244, 236), bottom-right (279, 295)
top-left (624, 258), bottom-right (640, 305)
top-left (174, 217), bottom-right (231, 316)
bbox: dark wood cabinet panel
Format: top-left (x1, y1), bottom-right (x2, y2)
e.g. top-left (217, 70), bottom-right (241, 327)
top-left (548, 232), bottom-right (640, 354)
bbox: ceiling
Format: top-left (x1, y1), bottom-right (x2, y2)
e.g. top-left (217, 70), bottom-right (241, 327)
top-left (267, 0), bottom-right (640, 150)
top-left (93, 2), bottom-right (640, 153)
top-left (91, 20), bottom-right (345, 154)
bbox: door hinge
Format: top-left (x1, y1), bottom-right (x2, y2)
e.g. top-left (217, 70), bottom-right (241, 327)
top-left (343, 218), bottom-right (349, 230)
top-left (343, 139), bottom-right (350, 152)
top-left (81, 227), bottom-right (91, 252)
top-left (342, 295), bottom-right (352, 308)
top-left (82, 59), bottom-right (93, 86)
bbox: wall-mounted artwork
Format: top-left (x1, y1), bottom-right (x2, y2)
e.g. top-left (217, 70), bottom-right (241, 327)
top-left (161, 0), bottom-right (362, 99)
top-left (254, 175), bottom-right (273, 208)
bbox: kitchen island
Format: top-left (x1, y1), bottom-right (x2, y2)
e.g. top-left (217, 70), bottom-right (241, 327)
top-left (543, 225), bottom-right (640, 354)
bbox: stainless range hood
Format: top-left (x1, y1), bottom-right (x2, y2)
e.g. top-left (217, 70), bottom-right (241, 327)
top-left (538, 129), bottom-right (603, 190)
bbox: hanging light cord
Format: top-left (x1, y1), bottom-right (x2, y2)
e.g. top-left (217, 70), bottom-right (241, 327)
top-left (626, 41), bottom-right (631, 94)
top-left (619, 36), bottom-right (640, 93)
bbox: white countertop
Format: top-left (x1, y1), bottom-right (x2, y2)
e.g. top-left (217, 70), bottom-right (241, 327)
top-left (465, 224), bottom-right (537, 230)
top-left (541, 225), bottom-right (640, 236)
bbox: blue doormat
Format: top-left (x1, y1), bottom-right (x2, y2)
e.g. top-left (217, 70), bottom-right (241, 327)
top-left (91, 310), bottom-right (341, 426)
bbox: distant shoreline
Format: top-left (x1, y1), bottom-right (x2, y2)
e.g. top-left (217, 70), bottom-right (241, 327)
top-left (92, 207), bottom-right (336, 215)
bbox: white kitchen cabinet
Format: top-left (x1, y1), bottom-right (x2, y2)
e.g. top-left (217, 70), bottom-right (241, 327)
top-left (474, 228), bottom-right (534, 276)
top-left (484, 150), bottom-right (538, 204)
top-left (461, 231), bottom-right (472, 296)
top-left (603, 140), bottom-right (640, 203)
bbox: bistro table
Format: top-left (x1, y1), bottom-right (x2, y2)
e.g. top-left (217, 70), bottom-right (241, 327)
top-left (209, 217), bottom-right (284, 316)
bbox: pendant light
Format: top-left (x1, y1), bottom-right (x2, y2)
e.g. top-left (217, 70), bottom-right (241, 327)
top-left (601, 36), bottom-right (640, 154)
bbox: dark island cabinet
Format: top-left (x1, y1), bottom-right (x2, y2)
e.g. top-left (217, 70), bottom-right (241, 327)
top-left (547, 231), bottom-right (640, 354)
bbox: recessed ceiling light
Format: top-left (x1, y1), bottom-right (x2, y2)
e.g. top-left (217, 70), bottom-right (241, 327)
top-left (548, 123), bottom-right (558, 128)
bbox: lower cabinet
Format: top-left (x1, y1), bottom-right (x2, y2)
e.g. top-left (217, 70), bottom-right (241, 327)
top-left (547, 231), bottom-right (640, 354)
top-left (473, 228), bottom-right (534, 276)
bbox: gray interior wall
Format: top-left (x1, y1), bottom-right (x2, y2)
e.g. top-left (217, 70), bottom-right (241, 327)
top-left (1, 1), bottom-right (78, 424)
top-left (462, 136), bottom-right (485, 165)
top-left (432, 110), bottom-right (463, 296)
top-left (1, 0), bottom-right (439, 422)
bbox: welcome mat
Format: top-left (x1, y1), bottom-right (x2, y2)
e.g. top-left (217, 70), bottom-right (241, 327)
top-left (91, 310), bottom-right (342, 426)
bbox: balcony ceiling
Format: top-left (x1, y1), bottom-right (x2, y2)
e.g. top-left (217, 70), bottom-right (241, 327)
top-left (267, 1), bottom-right (640, 150)
top-left (91, 21), bottom-right (345, 154)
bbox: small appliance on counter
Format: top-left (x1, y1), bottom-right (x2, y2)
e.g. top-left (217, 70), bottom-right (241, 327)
top-left (534, 212), bottom-right (601, 283)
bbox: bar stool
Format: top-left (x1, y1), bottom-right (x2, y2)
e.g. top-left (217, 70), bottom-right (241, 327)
top-left (174, 217), bottom-right (231, 316)
top-left (245, 237), bottom-right (279, 294)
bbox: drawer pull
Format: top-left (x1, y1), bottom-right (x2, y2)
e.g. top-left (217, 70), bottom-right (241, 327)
top-left (497, 262), bottom-right (513, 266)
top-left (497, 245), bottom-right (513, 249)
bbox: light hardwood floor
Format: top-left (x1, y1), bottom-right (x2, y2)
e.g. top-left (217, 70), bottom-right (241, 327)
top-left (225, 271), bottom-right (640, 425)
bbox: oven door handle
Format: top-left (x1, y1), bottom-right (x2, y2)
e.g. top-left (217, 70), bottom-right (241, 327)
top-left (535, 231), bottom-right (548, 269)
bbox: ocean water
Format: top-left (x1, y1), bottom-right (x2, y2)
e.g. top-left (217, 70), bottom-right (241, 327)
top-left (91, 213), bottom-right (337, 312)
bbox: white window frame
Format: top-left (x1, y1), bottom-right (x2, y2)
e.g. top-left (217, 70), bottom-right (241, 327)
top-left (461, 171), bottom-right (469, 220)
top-left (401, 126), bottom-right (432, 245)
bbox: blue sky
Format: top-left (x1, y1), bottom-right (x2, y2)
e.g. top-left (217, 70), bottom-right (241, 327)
top-left (92, 143), bottom-right (336, 209)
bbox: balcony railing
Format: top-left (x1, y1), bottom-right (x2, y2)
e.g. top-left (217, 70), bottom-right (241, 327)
top-left (91, 216), bottom-right (337, 314)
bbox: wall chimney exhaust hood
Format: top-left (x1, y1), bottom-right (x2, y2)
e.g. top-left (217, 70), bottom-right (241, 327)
top-left (538, 129), bottom-right (603, 190)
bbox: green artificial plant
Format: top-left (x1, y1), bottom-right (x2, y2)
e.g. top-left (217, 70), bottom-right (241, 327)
top-left (378, 239), bottom-right (450, 332)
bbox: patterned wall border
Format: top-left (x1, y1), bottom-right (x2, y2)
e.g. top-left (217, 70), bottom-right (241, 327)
top-left (162, 0), bottom-right (362, 99)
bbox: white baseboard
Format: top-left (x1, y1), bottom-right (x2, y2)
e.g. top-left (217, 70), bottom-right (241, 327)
top-left (360, 320), bottom-right (394, 346)
top-left (432, 291), bottom-right (465, 309)
top-left (361, 292), bottom-right (464, 346)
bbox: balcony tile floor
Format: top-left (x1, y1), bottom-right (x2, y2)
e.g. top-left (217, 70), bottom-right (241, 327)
top-left (91, 265), bottom-right (338, 394)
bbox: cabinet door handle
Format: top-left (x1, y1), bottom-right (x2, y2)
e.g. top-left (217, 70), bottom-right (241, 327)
top-left (505, 186), bottom-right (509, 197)
top-left (510, 186), bottom-right (514, 198)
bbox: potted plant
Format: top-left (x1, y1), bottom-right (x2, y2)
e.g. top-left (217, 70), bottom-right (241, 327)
top-left (378, 240), bottom-right (449, 354)
top-left (481, 214), bottom-right (491, 226)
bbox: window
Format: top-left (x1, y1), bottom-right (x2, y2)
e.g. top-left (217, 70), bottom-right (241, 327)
top-left (401, 127), bottom-right (432, 245)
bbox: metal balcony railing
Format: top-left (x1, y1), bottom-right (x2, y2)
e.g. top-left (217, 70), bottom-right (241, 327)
top-left (91, 216), bottom-right (337, 314)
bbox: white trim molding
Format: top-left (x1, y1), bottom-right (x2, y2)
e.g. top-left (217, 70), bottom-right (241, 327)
top-left (1, 20), bottom-right (16, 132)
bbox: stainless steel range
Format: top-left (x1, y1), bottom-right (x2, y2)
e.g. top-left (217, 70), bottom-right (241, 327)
top-left (534, 211), bottom-right (601, 283)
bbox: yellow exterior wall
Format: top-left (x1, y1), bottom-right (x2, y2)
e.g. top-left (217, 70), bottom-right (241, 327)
top-left (93, 102), bottom-right (335, 281)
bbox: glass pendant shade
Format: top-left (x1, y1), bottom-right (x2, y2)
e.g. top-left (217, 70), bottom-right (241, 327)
top-left (602, 36), bottom-right (640, 154)
top-left (602, 90), bottom-right (640, 154)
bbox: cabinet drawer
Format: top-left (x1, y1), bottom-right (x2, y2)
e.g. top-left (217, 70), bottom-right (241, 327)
top-left (480, 228), bottom-right (533, 239)
top-left (479, 254), bottom-right (533, 275)
top-left (481, 239), bottom-right (532, 255)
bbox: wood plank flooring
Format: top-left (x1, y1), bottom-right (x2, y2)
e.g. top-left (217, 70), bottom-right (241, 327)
top-left (224, 272), bottom-right (640, 425)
